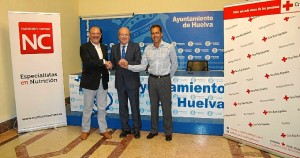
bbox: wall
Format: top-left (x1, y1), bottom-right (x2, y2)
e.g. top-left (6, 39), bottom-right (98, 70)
top-left (79, 0), bottom-right (243, 16)
top-left (0, 0), bottom-right (80, 123)
top-left (0, 0), bottom-right (244, 124)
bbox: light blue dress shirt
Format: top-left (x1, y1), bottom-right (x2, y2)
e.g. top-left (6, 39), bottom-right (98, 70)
top-left (128, 41), bottom-right (178, 78)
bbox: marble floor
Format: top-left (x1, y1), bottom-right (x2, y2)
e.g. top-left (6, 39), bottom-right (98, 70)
top-left (0, 126), bottom-right (280, 158)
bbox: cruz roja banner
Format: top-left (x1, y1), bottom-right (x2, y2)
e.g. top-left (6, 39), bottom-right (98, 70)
top-left (224, 0), bottom-right (300, 157)
top-left (8, 12), bottom-right (67, 133)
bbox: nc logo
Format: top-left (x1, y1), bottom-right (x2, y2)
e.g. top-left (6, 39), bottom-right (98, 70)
top-left (18, 22), bottom-right (54, 54)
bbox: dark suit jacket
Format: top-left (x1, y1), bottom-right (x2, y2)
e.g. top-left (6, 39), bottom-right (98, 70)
top-left (80, 42), bottom-right (109, 90)
top-left (110, 43), bottom-right (141, 90)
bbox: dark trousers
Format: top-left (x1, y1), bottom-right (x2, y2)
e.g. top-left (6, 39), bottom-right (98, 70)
top-left (148, 75), bottom-right (172, 135)
top-left (118, 78), bottom-right (141, 132)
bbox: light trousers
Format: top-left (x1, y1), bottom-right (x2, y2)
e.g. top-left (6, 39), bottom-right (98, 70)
top-left (82, 79), bottom-right (108, 133)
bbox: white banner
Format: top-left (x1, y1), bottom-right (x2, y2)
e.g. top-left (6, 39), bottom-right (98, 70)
top-left (8, 12), bottom-right (67, 133)
top-left (70, 72), bottom-right (224, 119)
top-left (224, 0), bottom-right (300, 157)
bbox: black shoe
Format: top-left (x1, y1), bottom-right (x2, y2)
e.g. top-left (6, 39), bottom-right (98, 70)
top-left (166, 134), bottom-right (172, 141)
top-left (146, 133), bottom-right (158, 139)
top-left (133, 131), bottom-right (141, 139)
top-left (119, 130), bottom-right (131, 138)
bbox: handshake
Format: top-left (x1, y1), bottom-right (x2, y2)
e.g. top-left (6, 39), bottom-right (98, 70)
top-left (118, 59), bottom-right (128, 69)
top-left (104, 59), bottom-right (128, 70)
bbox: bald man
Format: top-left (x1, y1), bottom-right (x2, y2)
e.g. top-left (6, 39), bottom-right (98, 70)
top-left (110, 27), bottom-right (142, 139)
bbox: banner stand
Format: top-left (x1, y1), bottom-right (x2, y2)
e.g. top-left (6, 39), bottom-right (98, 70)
top-left (8, 11), bottom-right (67, 133)
top-left (224, 0), bottom-right (300, 157)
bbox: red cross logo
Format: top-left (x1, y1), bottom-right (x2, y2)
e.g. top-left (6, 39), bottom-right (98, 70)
top-left (248, 17), bottom-right (253, 22)
top-left (283, 95), bottom-right (289, 101)
top-left (231, 36), bottom-right (235, 41)
top-left (284, 17), bottom-right (289, 21)
top-left (282, 57), bottom-right (287, 62)
top-left (265, 73), bottom-right (270, 79)
top-left (281, 132), bottom-right (286, 138)
top-left (246, 89), bottom-right (250, 94)
top-left (233, 102), bottom-right (237, 107)
top-left (263, 110), bottom-right (268, 115)
top-left (247, 54), bottom-right (251, 59)
top-left (283, 1), bottom-right (293, 11)
top-left (231, 70), bottom-right (235, 74)
top-left (262, 36), bottom-right (267, 42)
top-left (248, 122), bottom-right (253, 127)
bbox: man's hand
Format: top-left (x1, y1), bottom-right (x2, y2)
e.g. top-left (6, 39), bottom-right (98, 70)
top-left (118, 59), bottom-right (128, 69)
top-left (105, 61), bottom-right (112, 69)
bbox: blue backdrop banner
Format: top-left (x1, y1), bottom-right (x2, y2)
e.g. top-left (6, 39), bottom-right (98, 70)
top-left (80, 11), bottom-right (224, 70)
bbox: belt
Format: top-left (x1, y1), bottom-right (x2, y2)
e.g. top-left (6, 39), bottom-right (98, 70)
top-left (149, 74), bottom-right (170, 78)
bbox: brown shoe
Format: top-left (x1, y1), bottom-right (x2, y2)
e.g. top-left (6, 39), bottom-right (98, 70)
top-left (80, 132), bottom-right (89, 140)
top-left (100, 131), bottom-right (112, 139)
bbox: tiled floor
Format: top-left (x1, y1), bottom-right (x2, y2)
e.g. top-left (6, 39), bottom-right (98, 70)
top-left (0, 126), bottom-right (280, 158)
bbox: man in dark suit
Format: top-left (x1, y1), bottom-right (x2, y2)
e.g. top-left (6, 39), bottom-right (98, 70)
top-left (110, 27), bottom-right (142, 139)
top-left (80, 26), bottom-right (112, 140)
